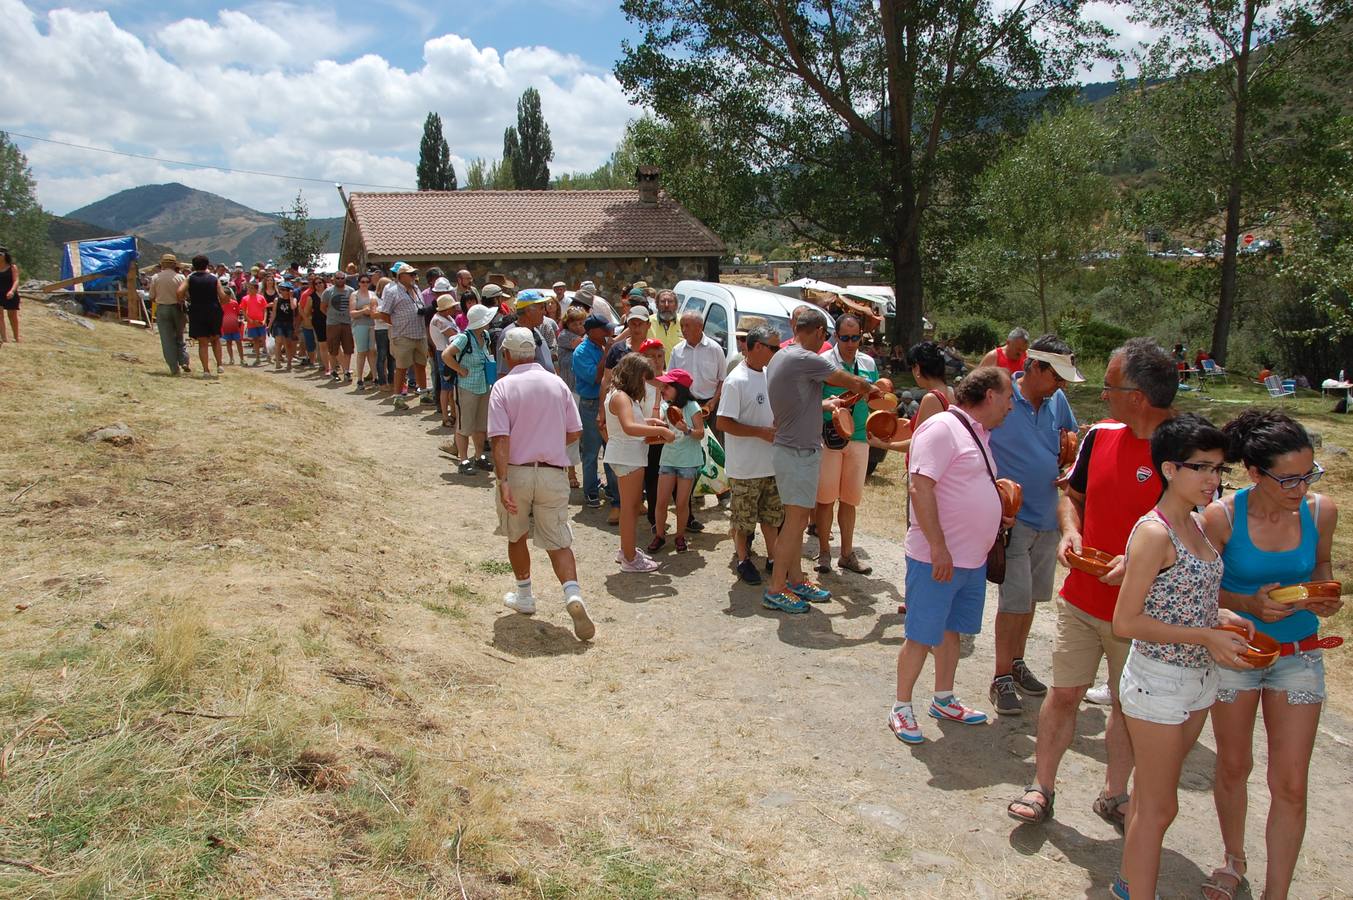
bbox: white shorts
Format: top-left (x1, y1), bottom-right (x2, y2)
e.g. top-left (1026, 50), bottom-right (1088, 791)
top-left (1119, 647), bottom-right (1217, 726)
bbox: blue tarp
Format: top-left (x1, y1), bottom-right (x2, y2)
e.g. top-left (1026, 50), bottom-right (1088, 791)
top-left (60, 235), bottom-right (139, 312)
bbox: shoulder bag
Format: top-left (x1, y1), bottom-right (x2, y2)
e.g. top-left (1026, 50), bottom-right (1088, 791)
top-left (945, 409), bottom-right (1009, 584)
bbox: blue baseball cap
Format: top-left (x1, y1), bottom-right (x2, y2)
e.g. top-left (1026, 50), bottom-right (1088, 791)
top-left (514, 289), bottom-right (545, 308)
top-left (583, 315), bottom-right (610, 332)
top-left (390, 261), bottom-right (417, 276)
top-left (279, 281), bottom-right (295, 291)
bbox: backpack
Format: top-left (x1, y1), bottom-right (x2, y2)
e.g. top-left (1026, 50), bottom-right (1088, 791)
top-left (456, 331), bottom-right (496, 386)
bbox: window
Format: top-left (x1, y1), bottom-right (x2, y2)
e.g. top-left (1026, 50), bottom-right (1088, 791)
top-left (682, 296), bottom-right (705, 316)
top-left (705, 302), bottom-right (729, 348)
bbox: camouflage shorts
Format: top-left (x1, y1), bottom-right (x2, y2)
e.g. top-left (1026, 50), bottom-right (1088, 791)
top-left (729, 476), bottom-right (785, 533)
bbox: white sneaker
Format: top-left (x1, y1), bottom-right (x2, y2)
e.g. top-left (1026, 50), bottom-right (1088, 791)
top-left (1084, 683), bottom-right (1112, 705)
top-left (503, 591), bottom-right (535, 616)
top-left (620, 554), bottom-right (659, 573)
top-left (565, 595), bottom-right (595, 641)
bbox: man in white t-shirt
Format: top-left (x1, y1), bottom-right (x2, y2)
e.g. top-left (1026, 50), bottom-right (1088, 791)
top-left (716, 324), bottom-right (782, 585)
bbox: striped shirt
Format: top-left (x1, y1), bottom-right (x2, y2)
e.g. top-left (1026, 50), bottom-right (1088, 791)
top-left (379, 281), bottom-right (424, 340)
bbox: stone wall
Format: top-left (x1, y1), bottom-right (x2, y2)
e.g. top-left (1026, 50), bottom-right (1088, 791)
top-left (367, 256), bottom-right (719, 298)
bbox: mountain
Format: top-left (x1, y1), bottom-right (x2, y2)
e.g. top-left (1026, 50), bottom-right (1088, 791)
top-left (67, 183), bottom-right (343, 266)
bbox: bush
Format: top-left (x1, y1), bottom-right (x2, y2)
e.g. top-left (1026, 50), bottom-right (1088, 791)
top-left (953, 317), bottom-right (1001, 355)
top-left (1054, 307), bottom-right (1132, 360)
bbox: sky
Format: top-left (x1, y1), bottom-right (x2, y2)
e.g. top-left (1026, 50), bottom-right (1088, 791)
top-left (1, 0), bottom-right (1150, 220)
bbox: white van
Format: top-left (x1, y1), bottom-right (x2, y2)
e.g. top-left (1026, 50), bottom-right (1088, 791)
top-left (672, 280), bottom-right (833, 359)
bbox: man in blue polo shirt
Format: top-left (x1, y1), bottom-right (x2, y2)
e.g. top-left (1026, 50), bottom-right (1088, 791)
top-left (572, 315), bottom-right (611, 508)
top-left (987, 334), bottom-right (1083, 715)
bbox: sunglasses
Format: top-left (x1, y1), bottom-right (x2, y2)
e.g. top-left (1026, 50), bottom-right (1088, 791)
top-left (1171, 461), bottom-right (1232, 477)
top-left (837, 334), bottom-right (862, 343)
top-left (1259, 464), bottom-right (1324, 490)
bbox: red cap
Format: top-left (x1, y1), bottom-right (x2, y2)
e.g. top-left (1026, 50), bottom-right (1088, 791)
top-left (638, 338), bottom-right (665, 353)
top-left (656, 368), bottom-right (693, 388)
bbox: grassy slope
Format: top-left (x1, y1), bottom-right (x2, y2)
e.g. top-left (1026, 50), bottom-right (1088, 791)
top-left (0, 310), bottom-right (760, 897)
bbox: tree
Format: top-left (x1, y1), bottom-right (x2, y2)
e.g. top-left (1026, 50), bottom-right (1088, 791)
top-left (0, 133), bottom-right (50, 275)
top-left (1127, 0), bottom-right (1353, 363)
top-left (275, 191), bottom-right (326, 270)
top-left (512, 87), bottom-right (554, 189)
top-left (489, 157), bottom-right (515, 190)
top-left (464, 157), bottom-right (489, 190)
top-left (967, 106), bottom-right (1116, 332)
top-left (501, 127), bottom-right (520, 189)
top-left (416, 112), bottom-right (457, 190)
top-left (617, 0), bottom-right (1113, 346)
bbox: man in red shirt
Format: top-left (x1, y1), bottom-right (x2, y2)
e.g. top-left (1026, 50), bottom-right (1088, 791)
top-left (980, 327), bottom-right (1029, 375)
top-left (1006, 338), bottom-right (1177, 829)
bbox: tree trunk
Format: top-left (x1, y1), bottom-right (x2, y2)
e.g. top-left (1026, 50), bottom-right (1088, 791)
top-left (1211, 0), bottom-right (1255, 366)
top-left (892, 227), bottom-right (925, 348)
top-left (1036, 256), bottom-right (1049, 334)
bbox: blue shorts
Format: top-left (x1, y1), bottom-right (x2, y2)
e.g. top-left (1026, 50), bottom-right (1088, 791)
top-left (353, 326), bottom-right (373, 354)
top-left (245, 325), bottom-right (267, 339)
top-left (271, 322), bottom-right (294, 339)
top-left (659, 464), bottom-right (701, 479)
top-left (301, 328), bottom-right (316, 352)
top-left (1217, 647), bottom-right (1326, 704)
top-left (903, 558), bottom-right (988, 646)
top-left (222, 331), bottom-right (241, 342)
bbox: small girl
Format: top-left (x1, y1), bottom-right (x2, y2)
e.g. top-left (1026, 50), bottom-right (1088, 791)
top-left (649, 369), bottom-right (705, 553)
top-left (219, 281), bottom-right (243, 364)
top-left (1111, 413), bottom-right (1256, 900)
top-left (605, 353), bottom-right (674, 573)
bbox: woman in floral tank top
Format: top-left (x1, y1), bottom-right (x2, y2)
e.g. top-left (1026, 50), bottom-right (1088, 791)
top-left (1109, 414), bottom-right (1256, 900)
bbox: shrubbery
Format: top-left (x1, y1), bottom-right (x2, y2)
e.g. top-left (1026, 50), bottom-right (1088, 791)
top-left (953, 317), bottom-right (1001, 355)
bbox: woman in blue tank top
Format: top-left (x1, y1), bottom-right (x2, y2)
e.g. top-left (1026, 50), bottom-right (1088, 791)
top-left (1200, 410), bottom-right (1342, 900)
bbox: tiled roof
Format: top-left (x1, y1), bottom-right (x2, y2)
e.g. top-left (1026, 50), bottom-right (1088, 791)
top-left (346, 190), bottom-right (724, 258)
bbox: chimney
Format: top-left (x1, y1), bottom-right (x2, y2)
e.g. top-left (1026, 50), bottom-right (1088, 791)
top-left (636, 166), bottom-right (661, 205)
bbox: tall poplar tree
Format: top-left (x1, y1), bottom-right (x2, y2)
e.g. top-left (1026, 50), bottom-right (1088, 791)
top-left (512, 87), bottom-right (554, 189)
top-left (501, 127), bottom-right (521, 189)
top-left (416, 112), bottom-right (456, 190)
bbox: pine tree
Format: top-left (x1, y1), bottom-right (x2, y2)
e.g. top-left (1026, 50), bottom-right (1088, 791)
top-left (416, 112), bottom-right (456, 190)
top-left (275, 191), bottom-right (326, 271)
top-left (0, 133), bottom-right (50, 275)
top-left (501, 127), bottom-right (520, 189)
top-left (513, 88), bottom-right (554, 189)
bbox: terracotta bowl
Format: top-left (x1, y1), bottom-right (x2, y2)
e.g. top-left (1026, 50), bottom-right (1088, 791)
top-left (1065, 546), bottom-right (1116, 578)
top-left (868, 391), bottom-right (899, 412)
top-left (832, 406), bottom-right (854, 440)
top-left (866, 410), bottom-right (899, 441)
top-left (1059, 430), bottom-right (1079, 468)
top-left (1216, 624), bottom-right (1280, 669)
top-left (836, 391), bottom-right (863, 408)
top-left (665, 405), bottom-right (684, 427)
top-left (1269, 581), bottom-right (1342, 605)
top-left (996, 478), bottom-right (1023, 518)
top-left (874, 378), bottom-right (895, 394)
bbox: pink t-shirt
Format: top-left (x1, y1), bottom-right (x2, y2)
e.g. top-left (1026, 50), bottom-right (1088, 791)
top-left (487, 362), bottom-right (582, 468)
top-left (904, 407), bottom-right (1001, 569)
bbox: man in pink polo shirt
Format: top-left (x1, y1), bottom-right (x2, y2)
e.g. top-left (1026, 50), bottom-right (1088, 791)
top-left (889, 366), bottom-right (1014, 744)
top-left (487, 327), bottom-right (593, 641)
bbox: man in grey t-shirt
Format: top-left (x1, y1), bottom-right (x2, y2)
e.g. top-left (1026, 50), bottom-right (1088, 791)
top-left (321, 273), bottom-right (355, 381)
top-left (762, 306), bottom-right (876, 613)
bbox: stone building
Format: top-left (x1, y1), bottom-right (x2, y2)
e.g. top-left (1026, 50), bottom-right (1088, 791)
top-left (338, 170), bottom-right (724, 295)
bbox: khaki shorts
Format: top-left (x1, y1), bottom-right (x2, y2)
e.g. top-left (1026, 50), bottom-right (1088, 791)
top-left (496, 465), bottom-right (572, 550)
top-left (326, 323), bottom-right (354, 355)
top-left (729, 476), bottom-right (784, 532)
top-left (1051, 596), bottom-right (1130, 690)
top-left (456, 386), bottom-right (489, 435)
top-left (392, 336), bottom-right (428, 369)
top-left (815, 440), bottom-right (868, 506)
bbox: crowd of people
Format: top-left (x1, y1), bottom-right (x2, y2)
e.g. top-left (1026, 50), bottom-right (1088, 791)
top-left (145, 253), bottom-right (1342, 899)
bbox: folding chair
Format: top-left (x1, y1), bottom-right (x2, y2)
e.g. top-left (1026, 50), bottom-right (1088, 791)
top-left (1201, 358), bottom-right (1228, 382)
top-left (1264, 375), bottom-right (1295, 403)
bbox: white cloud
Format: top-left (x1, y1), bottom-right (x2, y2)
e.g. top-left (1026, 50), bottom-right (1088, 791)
top-left (0, 0), bottom-right (642, 216)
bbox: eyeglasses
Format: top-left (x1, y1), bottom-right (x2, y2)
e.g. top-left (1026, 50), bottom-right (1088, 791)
top-left (837, 334), bottom-right (862, 343)
top-left (1101, 383), bottom-right (1139, 393)
top-left (1172, 461), bottom-right (1232, 477)
top-left (1260, 464), bottom-right (1324, 490)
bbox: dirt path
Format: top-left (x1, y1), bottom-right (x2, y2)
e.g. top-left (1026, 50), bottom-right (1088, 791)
top-left (262, 364), bottom-right (1353, 898)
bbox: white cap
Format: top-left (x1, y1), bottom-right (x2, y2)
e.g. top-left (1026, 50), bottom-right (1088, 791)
top-left (626, 308), bottom-right (650, 323)
top-left (501, 326), bottom-right (536, 358)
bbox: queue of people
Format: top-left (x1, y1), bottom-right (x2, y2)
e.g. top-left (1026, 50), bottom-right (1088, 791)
top-left (147, 253), bottom-right (1342, 899)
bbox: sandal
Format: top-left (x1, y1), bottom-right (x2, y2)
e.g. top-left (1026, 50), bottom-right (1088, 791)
top-left (1007, 785), bottom-right (1054, 824)
top-left (838, 551), bottom-right (872, 575)
top-left (1093, 790), bottom-right (1129, 834)
top-left (1201, 853), bottom-right (1247, 900)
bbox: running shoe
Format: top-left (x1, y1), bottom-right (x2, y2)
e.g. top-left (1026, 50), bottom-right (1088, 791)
top-left (420, 391), bottom-right (435, 405)
top-left (477, 454), bottom-right (493, 472)
top-left (503, 592), bottom-right (535, 615)
top-left (761, 590), bottom-right (809, 614)
top-left (888, 705), bottom-right (924, 744)
top-left (687, 518), bottom-right (704, 533)
top-left (735, 559), bottom-right (762, 585)
top-left (788, 581), bottom-right (832, 603)
top-left (458, 459), bottom-right (476, 475)
top-left (620, 554), bottom-right (659, 573)
top-left (615, 548), bottom-right (654, 564)
top-left (584, 495), bottom-right (602, 508)
top-left (989, 676), bottom-right (1023, 716)
top-left (1012, 659), bottom-right (1047, 696)
top-left (565, 596), bottom-right (596, 641)
top-left (393, 393), bottom-right (410, 410)
top-left (1084, 683), bottom-right (1112, 706)
top-left (928, 696), bottom-right (989, 725)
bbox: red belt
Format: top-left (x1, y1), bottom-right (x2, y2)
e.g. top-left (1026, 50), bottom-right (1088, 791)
top-left (1277, 635), bottom-right (1344, 657)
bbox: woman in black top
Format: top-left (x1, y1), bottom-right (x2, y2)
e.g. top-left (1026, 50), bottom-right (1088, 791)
top-left (183, 254), bottom-right (225, 377)
top-left (269, 282), bottom-right (299, 371)
top-left (0, 246), bottom-right (19, 343)
top-left (308, 275), bottom-right (330, 375)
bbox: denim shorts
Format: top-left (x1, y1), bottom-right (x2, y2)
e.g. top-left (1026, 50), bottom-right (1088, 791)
top-left (245, 325), bottom-right (267, 339)
top-left (1119, 648), bottom-right (1217, 725)
top-left (902, 558), bottom-right (987, 647)
top-left (659, 464), bottom-right (701, 479)
top-left (1217, 648), bottom-right (1325, 705)
top-left (222, 331), bottom-right (241, 342)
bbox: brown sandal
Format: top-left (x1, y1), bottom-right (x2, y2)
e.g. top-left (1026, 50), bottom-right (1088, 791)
top-left (1007, 785), bottom-right (1054, 824)
top-left (1093, 790), bottom-right (1129, 834)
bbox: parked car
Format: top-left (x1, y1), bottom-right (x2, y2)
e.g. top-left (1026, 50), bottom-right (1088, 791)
top-left (672, 280), bottom-right (834, 359)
